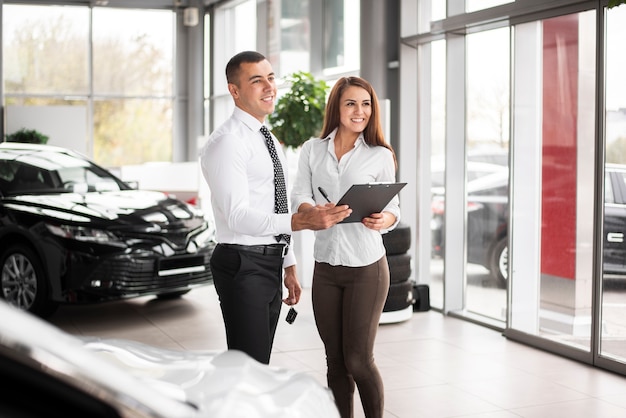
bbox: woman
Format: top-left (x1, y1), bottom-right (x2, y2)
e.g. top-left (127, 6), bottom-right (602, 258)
top-left (291, 76), bottom-right (400, 418)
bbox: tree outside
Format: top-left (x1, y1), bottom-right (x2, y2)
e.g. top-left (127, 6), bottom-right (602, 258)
top-left (3, 5), bottom-right (173, 167)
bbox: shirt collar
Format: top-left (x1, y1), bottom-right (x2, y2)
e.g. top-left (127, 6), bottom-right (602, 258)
top-left (324, 127), bottom-right (367, 148)
top-left (232, 107), bottom-right (265, 133)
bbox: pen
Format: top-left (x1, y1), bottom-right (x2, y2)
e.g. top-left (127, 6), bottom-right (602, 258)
top-left (318, 186), bottom-right (331, 203)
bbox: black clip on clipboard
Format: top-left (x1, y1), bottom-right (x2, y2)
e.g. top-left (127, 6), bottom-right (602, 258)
top-left (336, 182), bottom-right (407, 223)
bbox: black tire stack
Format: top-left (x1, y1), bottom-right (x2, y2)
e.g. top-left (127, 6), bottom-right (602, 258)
top-left (381, 222), bottom-right (415, 319)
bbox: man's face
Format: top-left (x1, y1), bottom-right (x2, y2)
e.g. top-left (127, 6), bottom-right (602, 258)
top-left (228, 59), bottom-right (277, 123)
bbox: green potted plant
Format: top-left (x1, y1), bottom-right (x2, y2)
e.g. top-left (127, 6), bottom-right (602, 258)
top-left (268, 71), bottom-right (328, 149)
top-left (5, 128), bottom-right (49, 144)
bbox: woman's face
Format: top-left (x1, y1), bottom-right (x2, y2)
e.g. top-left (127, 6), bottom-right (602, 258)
top-left (338, 85), bottom-right (372, 134)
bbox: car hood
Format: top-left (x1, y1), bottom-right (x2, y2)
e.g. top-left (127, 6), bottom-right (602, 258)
top-left (0, 301), bottom-right (339, 418)
top-left (3, 190), bottom-right (204, 229)
top-left (81, 338), bottom-right (340, 418)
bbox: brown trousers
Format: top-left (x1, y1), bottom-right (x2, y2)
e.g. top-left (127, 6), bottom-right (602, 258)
top-left (312, 257), bottom-right (389, 418)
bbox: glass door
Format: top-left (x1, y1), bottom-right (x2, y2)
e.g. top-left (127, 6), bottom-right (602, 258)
top-left (464, 26), bottom-right (510, 324)
top-left (428, 39), bottom-right (447, 310)
top-left (600, 5), bottom-right (626, 367)
top-left (507, 10), bottom-right (597, 356)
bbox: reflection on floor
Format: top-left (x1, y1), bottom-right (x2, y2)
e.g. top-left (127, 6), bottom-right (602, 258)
top-left (49, 285), bottom-right (626, 418)
top-left (431, 258), bottom-right (626, 362)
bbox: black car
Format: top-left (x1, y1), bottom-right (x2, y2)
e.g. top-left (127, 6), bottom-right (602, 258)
top-left (603, 164), bottom-right (626, 278)
top-left (431, 169), bottom-right (509, 284)
top-left (432, 164), bottom-right (626, 286)
top-left (430, 159), bottom-right (507, 189)
top-left (0, 142), bottom-right (216, 317)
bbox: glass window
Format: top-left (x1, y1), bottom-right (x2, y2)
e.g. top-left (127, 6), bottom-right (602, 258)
top-left (605, 171), bottom-right (615, 204)
top-left (323, 0), bottom-right (359, 74)
top-left (466, 0), bottom-right (514, 13)
top-left (211, 0), bottom-right (256, 124)
top-left (279, 0), bottom-right (310, 75)
top-left (203, 13), bottom-right (211, 137)
top-left (428, 39), bottom-right (446, 310)
top-left (605, 6), bottom-right (626, 161)
top-left (601, 5), bottom-right (626, 364)
top-left (411, 0), bottom-right (626, 375)
top-left (3, 5), bottom-right (89, 95)
top-left (465, 27), bottom-right (510, 322)
top-left (91, 8), bottom-right (174, 166)
top-left (92, 8), bottom-right (173, 96)
top-left (509, 11), bottom-right (597, 351)
top-left (3, 5), bottom-right (176, 168)
top-left (431, 0), bottom-right (445, 21)
top-left (93, 99), bottom-right (173, 166)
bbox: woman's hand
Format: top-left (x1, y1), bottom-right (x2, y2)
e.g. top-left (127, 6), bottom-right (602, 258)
top-left (362, 211), bottom-right (395, 231)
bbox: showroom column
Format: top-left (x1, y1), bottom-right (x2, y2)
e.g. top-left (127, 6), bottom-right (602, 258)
top-left (360, 0), bottom-right (400, 154)
top-left (174, 1), bottom-right (205, 163)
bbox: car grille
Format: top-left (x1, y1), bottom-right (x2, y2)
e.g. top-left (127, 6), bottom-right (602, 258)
top-left (82, 244), bottom-right (214, 299)
top-left (157, 229), bottom-right (197, 250)
top-left (117, 228), bottom-right (200, 251)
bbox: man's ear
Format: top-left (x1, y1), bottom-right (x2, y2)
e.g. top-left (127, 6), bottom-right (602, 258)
top-left (228, 83), bottom-right (239, 99)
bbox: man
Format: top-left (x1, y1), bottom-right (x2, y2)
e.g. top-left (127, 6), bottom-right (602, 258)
top-left (200, 51), bottom-right (351, 364)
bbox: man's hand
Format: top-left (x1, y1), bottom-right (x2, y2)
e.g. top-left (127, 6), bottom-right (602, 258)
top-left (282, 265), bottom-right (301, 305)
top-left (291, 203), bottom-right (351, 231)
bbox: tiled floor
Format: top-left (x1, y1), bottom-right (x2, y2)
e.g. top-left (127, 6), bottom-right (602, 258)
top-left (49, 285), bottom-right (626, 418)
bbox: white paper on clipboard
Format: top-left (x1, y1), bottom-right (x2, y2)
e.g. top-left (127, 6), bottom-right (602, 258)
top-left (336, 182), bottom-right (406, 223)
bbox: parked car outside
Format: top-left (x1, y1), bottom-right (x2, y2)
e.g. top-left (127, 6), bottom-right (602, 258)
top-left (432, 163), bottom-right (626, 286)
top-left (431, 169), bottom-right (508, 284)
top-left (430, 161), bottom-right (507, 270)
top-left (467, 148), bottom-right (509, 166)
top-left (603, 163), bottom-right (626, 278)
top-left (0, 300), bottom-right (340, 418)
top-left (0, 142), bottom-right (216, 318)
top-left (430, 158), bottom-right (506, 189)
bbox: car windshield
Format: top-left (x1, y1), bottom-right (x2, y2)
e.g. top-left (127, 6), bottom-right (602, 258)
top-left (0, 149), bottom-right (127, 195)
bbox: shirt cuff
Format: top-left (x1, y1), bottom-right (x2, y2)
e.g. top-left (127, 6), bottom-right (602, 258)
top-left (283, 249), bottom-right (297, 268)
top-left (278, 213), bottom-right (293, 233)
top-left (380, 210), bottom-right (401, 234)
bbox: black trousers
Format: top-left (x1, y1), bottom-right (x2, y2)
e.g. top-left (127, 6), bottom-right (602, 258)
top-left (209, 244), bottom-right (284, 364)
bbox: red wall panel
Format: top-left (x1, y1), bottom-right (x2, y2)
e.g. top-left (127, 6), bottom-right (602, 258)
top-left (541, 15), bottom-right (579, 280)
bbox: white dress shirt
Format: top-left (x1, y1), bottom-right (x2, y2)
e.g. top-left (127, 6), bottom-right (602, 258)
top-left (200, 107), bottom-right (296, 267)
top-left (291, 128), bottom-right (401, 267)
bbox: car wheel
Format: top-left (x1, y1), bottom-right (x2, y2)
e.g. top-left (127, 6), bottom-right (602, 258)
top-left (156, 290), bottom-right (191, 299)
top-left (382, 222), bottom-right (411, 255)
top-left (0, 244), bottom-right (57, 317)
top-left (489, 238), bottom-right (508, 287)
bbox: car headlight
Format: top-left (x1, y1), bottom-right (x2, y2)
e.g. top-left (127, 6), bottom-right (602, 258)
top-left (46, 224), bottom-right (121, 244)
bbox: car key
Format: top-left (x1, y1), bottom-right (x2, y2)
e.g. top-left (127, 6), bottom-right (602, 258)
top-left (285, 307), bottom-right (298, 324)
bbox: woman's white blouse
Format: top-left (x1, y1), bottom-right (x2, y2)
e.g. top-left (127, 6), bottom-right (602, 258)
top-left (291, 128), bottom-right (401, 267)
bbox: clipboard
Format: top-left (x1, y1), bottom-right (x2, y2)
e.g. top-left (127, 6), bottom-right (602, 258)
top-left (336, 182), bottom-right (406, 223)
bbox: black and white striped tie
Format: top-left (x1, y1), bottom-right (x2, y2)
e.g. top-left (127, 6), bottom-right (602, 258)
top-left (260, 126), bottom-right (290, 245)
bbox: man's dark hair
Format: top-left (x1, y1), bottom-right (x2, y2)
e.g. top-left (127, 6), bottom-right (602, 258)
top-left (226, 51), bottom-right (266, 85)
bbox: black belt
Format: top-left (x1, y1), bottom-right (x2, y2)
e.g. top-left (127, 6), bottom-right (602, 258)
top-left (221, 243), bottom-right (288, 257)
